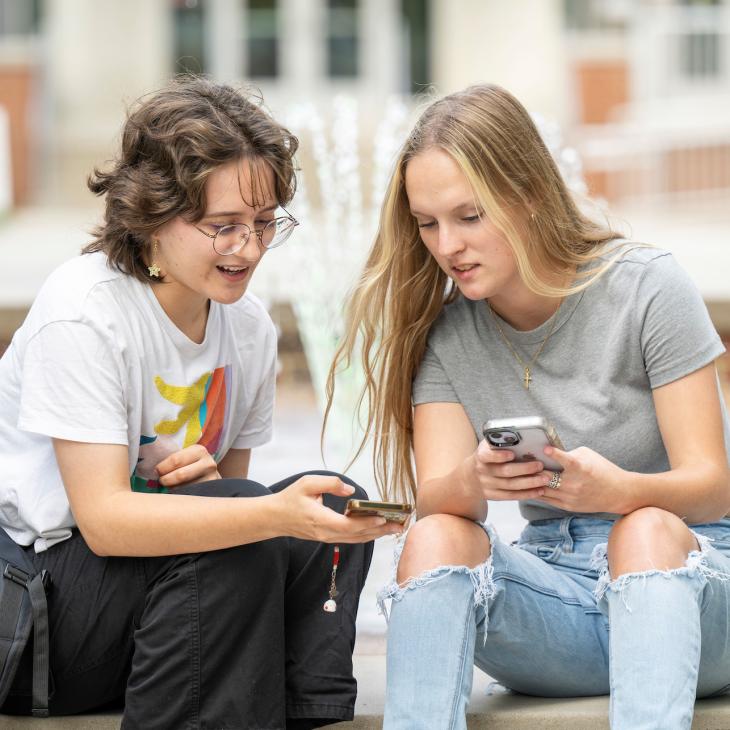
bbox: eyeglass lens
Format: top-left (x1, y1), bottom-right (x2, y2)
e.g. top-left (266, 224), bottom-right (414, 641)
top-left (214, 218), bottom-right (296, 255)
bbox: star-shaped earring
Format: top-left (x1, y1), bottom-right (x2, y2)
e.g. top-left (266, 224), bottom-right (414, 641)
top-left (148, 239), bottom-right (161, 278)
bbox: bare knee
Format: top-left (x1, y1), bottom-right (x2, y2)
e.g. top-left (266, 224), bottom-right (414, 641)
top-left (396, 514), bottom-right (490, 584)
top-left (608, 506), bottom-right (698, 577)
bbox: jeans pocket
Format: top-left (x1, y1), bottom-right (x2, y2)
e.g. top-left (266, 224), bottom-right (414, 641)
top-left (518, 540), bottom-right (561, 563)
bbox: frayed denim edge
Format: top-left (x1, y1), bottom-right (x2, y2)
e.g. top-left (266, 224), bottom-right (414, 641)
top-left (590, 530), bottom-right (730, 612)
top-left (376, 521), bottom-right (497, 645)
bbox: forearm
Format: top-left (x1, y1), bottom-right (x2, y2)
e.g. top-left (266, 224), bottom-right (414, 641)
top-left (417, 458), bottom-right (487, 522)
top-left (619, 464), bottom-right (730, 524)
top-left (79, 490), bottom-right (284, 557)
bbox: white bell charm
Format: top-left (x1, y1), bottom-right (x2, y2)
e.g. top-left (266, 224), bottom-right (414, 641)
top-left (323, 546), bottom-right (340, 613)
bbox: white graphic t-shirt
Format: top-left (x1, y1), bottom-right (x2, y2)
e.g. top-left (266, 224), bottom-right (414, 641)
top-left (0, 252), bottom-right (277, 552)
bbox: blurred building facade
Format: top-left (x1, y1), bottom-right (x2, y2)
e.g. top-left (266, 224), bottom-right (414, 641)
top-left (0, 0), bottom-right (728, 392)
top-left (2, 0), bottom-right (729, 204)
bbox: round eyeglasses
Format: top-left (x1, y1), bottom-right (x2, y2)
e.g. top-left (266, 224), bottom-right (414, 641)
top-left (193, 209), bottom-right (299, 255)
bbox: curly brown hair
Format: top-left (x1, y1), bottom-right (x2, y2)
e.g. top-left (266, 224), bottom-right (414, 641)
top-left (83, 75), bottom-right (299, 282)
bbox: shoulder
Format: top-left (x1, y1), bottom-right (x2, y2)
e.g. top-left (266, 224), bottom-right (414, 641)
top-left (588, 242), bottom-right (697, 300)
top-left (423, 295), bottom-right (483, 356)
top-left (599, 242), bottom-right (684, 283)
top-left (22, 252), bottom-right (131, 334)
top-left (40, 251), bottom-right (120, 300)
top-left (430, 295), bottom-right (480, 334)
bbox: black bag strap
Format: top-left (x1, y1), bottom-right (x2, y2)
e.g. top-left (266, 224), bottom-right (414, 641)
top-left (0, 565), bottom-right (26, 665)
top-left (28, 572), bottom-right (49, 717)
top-left (0, 530), bottom-right (50, 718)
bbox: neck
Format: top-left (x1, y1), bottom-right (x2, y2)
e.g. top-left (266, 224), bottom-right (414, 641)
top-left (488, 268), bottom-right (575, 331)
top-left (488, 291), bottom-right (562, 331)
top-left (150, 283), bottom-right (210, 343)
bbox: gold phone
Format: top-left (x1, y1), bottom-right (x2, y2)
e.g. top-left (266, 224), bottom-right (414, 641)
top-left (345, 499), bottom-right (413, 524)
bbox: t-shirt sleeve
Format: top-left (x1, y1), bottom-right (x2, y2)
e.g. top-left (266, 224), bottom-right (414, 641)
top-left (17, 320), bottom-right (129, 444)
top-left (231, 320), bottom-right (277, 448)
top-left (412, 340), bottom-right (460, 405)
top-left (639, 253), bottom-right (725, 388)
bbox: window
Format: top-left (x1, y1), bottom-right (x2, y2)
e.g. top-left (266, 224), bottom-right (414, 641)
top-left (173, 0), bottom-right (206, 74)
top-left (247, 0), bottom-right (279, 78)
top-left (681, 31), bottom-right (721, 77)
top-left (0, 0), bottom-right (42, 36)
top-left (564, 0), bottom-right (629, 31)
top-left (677, 0), bottom-right (723, 80)
top-left (327, 0), bottom-right (359, 78)
top-left (401, 0), bottom-right (430, 94)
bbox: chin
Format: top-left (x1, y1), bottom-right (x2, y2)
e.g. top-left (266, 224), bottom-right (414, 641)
top-left (455, 282), bottom-right (492, 301)
top-left (217, 290), bottom-right (249, 305)
top-left (209, 282), bottom-right (251, 305)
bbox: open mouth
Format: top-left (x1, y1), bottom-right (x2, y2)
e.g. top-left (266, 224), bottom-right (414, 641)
top-left (217, 265), bottom-right (250, 280)
top-left (452, 264), bottom-right (479, 273)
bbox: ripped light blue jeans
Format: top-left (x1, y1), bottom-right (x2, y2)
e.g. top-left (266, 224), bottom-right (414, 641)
top-left (379, 517), bottom-right (730, 730)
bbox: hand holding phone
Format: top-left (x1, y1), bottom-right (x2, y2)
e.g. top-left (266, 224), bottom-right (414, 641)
top-left (482, 416), bottom-right (564, 472)
top-left (345, 499), bottom-right (413, 525)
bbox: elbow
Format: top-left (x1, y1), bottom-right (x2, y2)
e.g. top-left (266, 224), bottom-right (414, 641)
top-left (73, 510), bottom-right (115, 556)
top-left (77, 523), bottom-right (111, 556)
top-left (699, 464), bottom-right (730, 523)
top-left (70, 489), bottom-right (132, 556)
top-left (716, 467), bottom-right (730, 519)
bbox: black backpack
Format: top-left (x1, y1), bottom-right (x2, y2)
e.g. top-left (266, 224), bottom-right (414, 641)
top-left (0, 527), bottom-right (50, 717)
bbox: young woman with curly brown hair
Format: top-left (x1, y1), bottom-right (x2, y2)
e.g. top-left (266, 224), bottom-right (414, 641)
top-left (0, 76), bottom-right (401, 729)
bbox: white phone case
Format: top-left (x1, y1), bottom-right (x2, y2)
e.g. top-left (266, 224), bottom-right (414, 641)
top-left (482, 416), bottom-right (564, 472)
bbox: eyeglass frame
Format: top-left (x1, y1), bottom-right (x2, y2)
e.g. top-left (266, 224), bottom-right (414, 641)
top-left (191, 207), bottom-right (299, 255)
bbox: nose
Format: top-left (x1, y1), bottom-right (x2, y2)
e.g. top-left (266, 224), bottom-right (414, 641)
top-left (436, 224), bottom-right (465, 258)
top-left (237, 231), bottom-right (264, 264)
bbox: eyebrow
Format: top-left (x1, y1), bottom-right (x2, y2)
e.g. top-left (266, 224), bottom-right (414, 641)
top-left (203, 204), bottom-right (278, 218)
top-left (410, 202), bottom-right (478, 217)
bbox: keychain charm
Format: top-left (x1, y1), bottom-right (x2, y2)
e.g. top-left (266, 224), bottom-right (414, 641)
top-left (323, 546), bottom-right (340, 613)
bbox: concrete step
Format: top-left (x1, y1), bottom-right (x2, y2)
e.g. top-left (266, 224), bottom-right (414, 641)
top-left (3, 654), bottom-right (730, 729)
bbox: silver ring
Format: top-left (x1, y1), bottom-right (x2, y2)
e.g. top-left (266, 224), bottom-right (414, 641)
top-left (547, 472), bottom-right (561, 490)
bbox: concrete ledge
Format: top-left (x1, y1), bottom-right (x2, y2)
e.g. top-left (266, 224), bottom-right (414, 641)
top-left (3, 655), bottom-right (730, 729)
top-left (333, 655), bottom-right (730, 729)
top-left (1, 716), bottom-right (121, 729)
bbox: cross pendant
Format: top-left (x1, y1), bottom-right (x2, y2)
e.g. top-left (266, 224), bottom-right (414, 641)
top-left (523, 368), bottom-right (532, 389)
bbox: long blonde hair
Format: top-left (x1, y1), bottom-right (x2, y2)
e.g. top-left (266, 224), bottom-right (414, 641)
top-left (325, 84), bottom-right (621, 502)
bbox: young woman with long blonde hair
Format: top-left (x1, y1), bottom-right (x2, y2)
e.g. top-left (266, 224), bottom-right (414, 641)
top-left (328, 84), bottom-right (730, 729)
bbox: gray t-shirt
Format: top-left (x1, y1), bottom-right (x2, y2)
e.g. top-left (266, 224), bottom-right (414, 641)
top-left (412, 245), bottom-right (729, 523)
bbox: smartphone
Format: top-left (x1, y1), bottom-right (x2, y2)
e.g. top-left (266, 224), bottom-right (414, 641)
top-left (482, 416), bottom-right (564, 472)
top-left (345, 499), bottom-right (413, 524)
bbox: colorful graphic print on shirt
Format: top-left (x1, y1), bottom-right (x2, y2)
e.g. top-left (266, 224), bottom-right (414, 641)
top-left (131, 366), bottom-right (232, 492)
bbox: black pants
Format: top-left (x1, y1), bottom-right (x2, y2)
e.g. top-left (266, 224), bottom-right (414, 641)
top-left (2, 471), bottom-right (374, 730)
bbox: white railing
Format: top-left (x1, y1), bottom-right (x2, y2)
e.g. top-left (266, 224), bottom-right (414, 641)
top-left (575, 121), bottom-right (730, 203)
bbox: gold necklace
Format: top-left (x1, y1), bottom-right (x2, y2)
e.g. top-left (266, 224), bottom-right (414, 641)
top-left (487, 301), bottom-right (562, 390)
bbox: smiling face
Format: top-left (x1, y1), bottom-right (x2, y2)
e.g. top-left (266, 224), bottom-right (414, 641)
top-left (151, 158), bottom-right (278, 332)
top-left (404, 147), bottom-right (525, 305)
